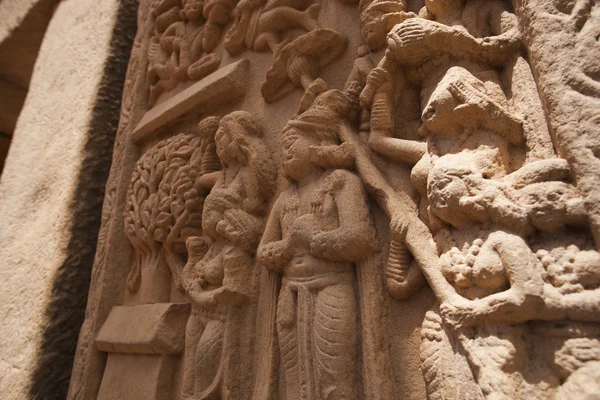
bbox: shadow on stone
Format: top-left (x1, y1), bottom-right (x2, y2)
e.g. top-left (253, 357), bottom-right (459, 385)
top-left (28, 1), bottom-right (138, 399)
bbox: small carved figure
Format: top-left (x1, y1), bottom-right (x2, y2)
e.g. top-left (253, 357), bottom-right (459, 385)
top-left (359, 0), bottom-right (416, 51)
top-left (224, 0), bottom-right (351, 103)
top-left (360, 0), bottom-right (523, 108)
top-left (181, 112), bottom-right (276, 400)
top-left (385, 0), bottom-right (521, 70)
top-left (224, 0), bottom-right (320, 55)
top-left (148, 0), bottom-right (222, 105)
top-left (261, 28), bottom-right (348, 102)
top-left (201, 0), bottom-right (238, 53)
top-left (256, 86), bottom-right (380, 399)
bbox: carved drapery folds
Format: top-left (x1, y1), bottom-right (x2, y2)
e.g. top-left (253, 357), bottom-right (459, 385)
top-left (78, 0), bottom-right (600, 399)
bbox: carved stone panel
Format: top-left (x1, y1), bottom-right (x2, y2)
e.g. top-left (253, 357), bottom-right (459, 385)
top-left (69, 0), bottom-right (600, 399)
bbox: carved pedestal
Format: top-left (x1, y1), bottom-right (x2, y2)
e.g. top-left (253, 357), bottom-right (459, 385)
top-left (96, 304), bottom-right (190, 400)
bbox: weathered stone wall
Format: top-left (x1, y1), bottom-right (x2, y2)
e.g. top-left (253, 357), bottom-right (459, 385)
top-left (7, 0), bottom-right (597, 399)
top-left (0, 0), bottom-right (136, 398)
top-left (0, 0), bottom-right (58, 171)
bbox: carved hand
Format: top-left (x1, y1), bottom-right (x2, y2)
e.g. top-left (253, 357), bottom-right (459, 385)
top-left (389, 212), bottom-right (411, 241)
top-left (360, 65), bottom-right (392, 109)
top-left (216, 219), bottom-right (238, 242)
top-left (439, 295), bottom-right (479, 329)
top-left (188, 285), bottom-right (217, 308)
top-left (289, 214), bottom-right (318, 252)
top-left (206, 190), bottom-right (242, 211)
top-left (386, 19), bottom-right (447, 64)
top-left (258, 241), bottom-right (290, 270)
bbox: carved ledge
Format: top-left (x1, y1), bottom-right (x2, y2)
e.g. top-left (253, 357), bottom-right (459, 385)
top-left (96, 303), bottom-right (191, 355)
top-left (132, 59), bottom-right (249, 142)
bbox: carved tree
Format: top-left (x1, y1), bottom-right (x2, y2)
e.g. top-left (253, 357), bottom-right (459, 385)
top-left (124, 122), bottom-right (220, 303)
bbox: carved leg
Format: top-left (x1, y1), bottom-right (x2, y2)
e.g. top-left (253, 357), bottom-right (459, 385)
top-left (194, 318), bottom-right (224, 399)
top-left (168, 38), bottom-right (191, 81)
top-left (314, 281), bottom-right (358, 399)
top-left (277, 287), bottom-right (299, 400)
top-left (182, 307), bottom-right (205, 399)
top-left (202, 22), bottom-right (222, 54)
top-left (253, 32), bottom-right (280, 53)
top-left (187, 53), bottom-right (221, 81)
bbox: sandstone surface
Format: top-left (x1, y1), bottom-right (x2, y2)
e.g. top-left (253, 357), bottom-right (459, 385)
top-left (3, 0), bottom-right (595, 399)
top-left (0, 0), bottom-right (136, 398)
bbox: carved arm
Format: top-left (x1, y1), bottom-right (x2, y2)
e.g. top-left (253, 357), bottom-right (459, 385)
top-left (257, 198), bottom-right (291, 272)
top-left (309, 172), bottom-right (376, 262)
top-left (440, 231), bottom-right (545, 328)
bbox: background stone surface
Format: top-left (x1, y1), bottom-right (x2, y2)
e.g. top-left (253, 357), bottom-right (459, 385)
top-left (0, 0), bottom-right (137, 398)
top-left (0, 0), bottom-right (58, 172)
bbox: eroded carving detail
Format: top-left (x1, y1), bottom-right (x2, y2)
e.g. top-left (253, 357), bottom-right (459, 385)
top-left (124, 120), bottom-right (221, 303)
top-left (147, 0), bottom-right (226, 105)
top-left (356, 1), bottom-right (600, 398)
top-left (76, 1), bottom-right (600, 399)
top-left (256, 84), bottom-right (385, 399)
top-left (225, 0), bottom-right (349, 102)
top-left (180, 112), bottom-right (276, 399)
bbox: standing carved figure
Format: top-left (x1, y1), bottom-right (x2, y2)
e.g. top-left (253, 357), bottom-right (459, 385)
top-left (256, 87), bottom-right (378, 399)
top-left (181, 112), bottom-right (276, 399)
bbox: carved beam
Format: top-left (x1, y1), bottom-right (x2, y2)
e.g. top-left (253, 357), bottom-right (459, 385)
top-left (132, 59), bottom-right (249, 142)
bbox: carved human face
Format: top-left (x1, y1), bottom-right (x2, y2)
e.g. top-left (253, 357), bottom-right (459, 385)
top-left (281, 130), bottom-right (315, 182)
top-left (428, 156), bottom-right (489, 228)
top-left (428, 168), bottom-right (470, 226)
top-left (182, 0), bottom-right (202, 22)
top-left (420, 85), bottom-right (459, 137)
top-left (215, 125), bottom-right (236, 165)
top-left (362, 16), bottom-right (387, 51)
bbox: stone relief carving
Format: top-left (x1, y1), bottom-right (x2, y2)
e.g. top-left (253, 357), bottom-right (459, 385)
top-left (147, 0), bottom-right (225, 105)
top-left (180, 112), bottom-right (276, 399)
top-left (255, 84), bottom-right (382, 399)
top-left (124, 119), bottom-right (221, 302)
top-left (71, 0), bottom-right (600, 399)
top-left (515, 0), bottom-right (600, 249)
top-left (147, 0), bottom-right (349, 105)
top-left (223, 0), bottom-right (320, 55)
top-left (354, 1), bottom-right (600, 398)
top-left (225, 0), bottom-right (348, 102)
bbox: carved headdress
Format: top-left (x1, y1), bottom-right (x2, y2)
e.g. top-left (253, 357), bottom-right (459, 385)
top-left (217, 110), bottom-right (277, 205)
top-left (284, 93), bottom-right (355, 142)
